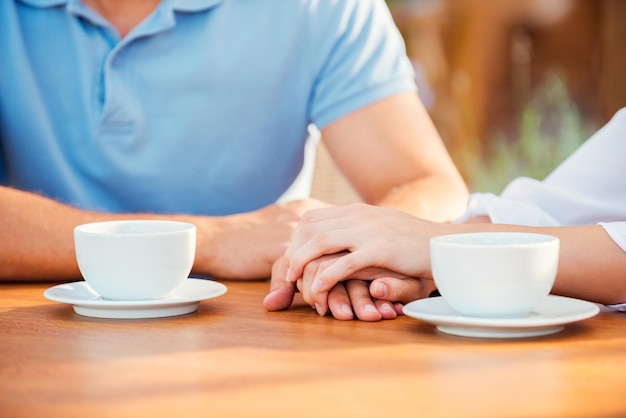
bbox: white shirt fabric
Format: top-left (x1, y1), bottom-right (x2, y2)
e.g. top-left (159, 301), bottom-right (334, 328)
top-left (456, 107), bottom-right (626, 310)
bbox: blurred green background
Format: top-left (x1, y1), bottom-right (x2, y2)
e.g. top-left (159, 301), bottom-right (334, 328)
top-left (385, 0), bottom-right (623, 193)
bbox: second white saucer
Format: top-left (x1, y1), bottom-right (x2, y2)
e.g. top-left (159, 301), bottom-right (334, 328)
top-left (44, 278), bottom-right (227, 319)
top-left (403, 295), bottom-right (599, 339)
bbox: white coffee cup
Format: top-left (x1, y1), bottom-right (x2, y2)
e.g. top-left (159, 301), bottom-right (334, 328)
top-left (430, 232), bottom-right (559, 318)
top-left (74, 220), bottom-right (196, 301)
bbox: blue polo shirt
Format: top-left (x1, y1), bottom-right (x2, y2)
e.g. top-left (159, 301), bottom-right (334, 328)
top-left (0, 0), bottom-right (416, 215)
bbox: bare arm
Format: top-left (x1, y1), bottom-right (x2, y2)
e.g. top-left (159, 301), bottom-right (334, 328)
top-left (321, 91), bottom-right (468, 221)
top-left (1, 187), bottom-right (101, 281)
top-left (497, 223), bottom-right (626, 305)
top-left (0, 186), bottom-right (328, 282)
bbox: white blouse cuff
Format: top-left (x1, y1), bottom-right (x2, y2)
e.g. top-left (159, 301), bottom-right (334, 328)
top-left (599, 222), bottom-right (626, 252)
top-left (598, 222), bottom-right (626, 310)
top-left (603, 303), bottom-right (626, 312)
top-left (454, 193), bottom-right (560, 226)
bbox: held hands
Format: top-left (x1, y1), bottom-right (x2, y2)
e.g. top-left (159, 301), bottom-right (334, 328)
top-left (265, 253), bottom-right (435, 321)
top-left (264, 203), bottom-right (450, 320)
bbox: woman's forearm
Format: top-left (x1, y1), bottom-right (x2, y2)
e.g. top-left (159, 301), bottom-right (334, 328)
top-left (456, 222), bottom-right (626, 305)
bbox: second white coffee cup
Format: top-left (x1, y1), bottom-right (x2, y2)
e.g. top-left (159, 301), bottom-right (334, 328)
top-left (430, 232), bottom-right (560, 318)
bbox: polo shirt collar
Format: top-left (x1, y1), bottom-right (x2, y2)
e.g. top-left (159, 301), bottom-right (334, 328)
top-left (172, 0), bottom-right (224, 12)
top-left (17, 0), bottom-right (66, 6)
top-left (17, 0), bottom-right (224, 12)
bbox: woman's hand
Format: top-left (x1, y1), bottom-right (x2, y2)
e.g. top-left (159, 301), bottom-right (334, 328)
top-left (283, 203), bottom-right (451, 291)
top-left (264, 252), bottom-right (435, 321)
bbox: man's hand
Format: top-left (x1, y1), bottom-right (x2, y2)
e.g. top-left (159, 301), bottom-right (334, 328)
top-left (194, 199), bottom-right (329, 280)
top-left (264, 252), bottom-right (436, 321)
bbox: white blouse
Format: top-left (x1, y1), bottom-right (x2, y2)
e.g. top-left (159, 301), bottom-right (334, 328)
top-left (456, 107), bottom-right (626, 310)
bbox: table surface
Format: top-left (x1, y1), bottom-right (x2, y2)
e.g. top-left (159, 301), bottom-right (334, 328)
top-left (1, 280), bottom-right (625, 418)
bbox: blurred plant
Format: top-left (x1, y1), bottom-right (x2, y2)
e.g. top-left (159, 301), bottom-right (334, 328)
top-left (461, 72), bottom-right (596, 194)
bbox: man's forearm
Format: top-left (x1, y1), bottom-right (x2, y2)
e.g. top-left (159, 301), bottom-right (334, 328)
top-left (1, 186), bottom-right (104, 280)
top-left (376, 175), bottom-right (468, 223)
top-left (1, 186), bottom-right (328, 282)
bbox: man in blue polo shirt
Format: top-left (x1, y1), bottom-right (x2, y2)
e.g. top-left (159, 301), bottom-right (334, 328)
top-left (0, 0), bottom-right (468, 317)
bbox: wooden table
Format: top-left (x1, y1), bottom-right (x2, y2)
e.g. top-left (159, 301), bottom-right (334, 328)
top-left (1, 280), bottom-right (625, 417)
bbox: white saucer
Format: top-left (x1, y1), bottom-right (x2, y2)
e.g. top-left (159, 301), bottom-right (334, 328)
top-left (44, 278), bottom-right (227, 319)
top-left (403, 295), bottom-right (599, 339)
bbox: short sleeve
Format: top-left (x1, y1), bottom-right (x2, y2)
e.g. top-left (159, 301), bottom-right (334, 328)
top-left (310, 0), bottom-right (416, 129)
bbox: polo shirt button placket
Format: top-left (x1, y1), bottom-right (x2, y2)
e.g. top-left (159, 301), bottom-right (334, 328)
top-left (111, 53), bottom-right (121, 68)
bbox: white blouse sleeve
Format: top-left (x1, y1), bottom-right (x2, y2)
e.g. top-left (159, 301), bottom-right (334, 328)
top-left (456, 107), bottom-right (626, 235)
